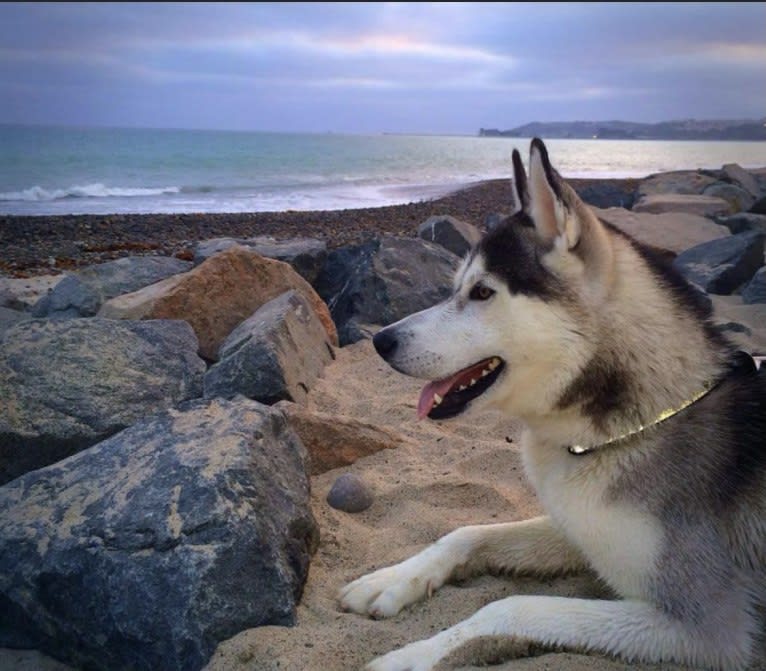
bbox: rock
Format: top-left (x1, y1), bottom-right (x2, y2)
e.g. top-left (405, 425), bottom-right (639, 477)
top-left (204, 290), bottom-right (335, 404)
top-left (672, 231), bottom-right (765, 295)
top-left (316, 236), bottom-right (458, 346)
top-left (0, 318), bottom-right (205, 484)
top-left (31, 256), bottom-right (192, 319)
top-left (0, 274), bottom-right (63, 311)
top-left (715, 212), bottom-right (766, 235)
top-left (593, 207), bottom-right (730, 256)
top-left (575, 182), bottom-right (635, 209)
top-left (751, 196), bottom-right (766, 215)
top-left (702, 182), bottom-right (755, 214)
top-left (0, 306), bottom-right (30, 335)
top-left (722, 163), bottom-right (763, 200)
top-left (417, 215), bottom-right (482, 258)
top-left (635, 170), bottom-right (719, 199)
top-left (711, 295), bottom-right (766, 352)
top-left (743, 267), bottom-right (766, 304)
top-left (326, 473), bottom-right (374, 513)
top-left (632, 193), bottom-right (732, 218)
top-left (193, 236), bottom-right (327, 285)
top-left (98, 245), bottom-right (338, 360)
top-left (274, 401), bottom-right (406, 475)
top-left (0, 396), bottom-right (319, 671)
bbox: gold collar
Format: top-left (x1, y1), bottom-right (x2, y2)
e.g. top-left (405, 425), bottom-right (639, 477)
top-left (566, 385), bottom-right (713, 456)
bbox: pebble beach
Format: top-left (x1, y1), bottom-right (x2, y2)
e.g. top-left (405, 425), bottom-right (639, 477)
top-left (0, 177), bottom-right (638, 278)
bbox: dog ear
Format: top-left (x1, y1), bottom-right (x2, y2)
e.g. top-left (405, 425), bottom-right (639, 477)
top-left (528, 138), bottom-right (581, 249)
top-left (510, 149), bottom-right (528, 215)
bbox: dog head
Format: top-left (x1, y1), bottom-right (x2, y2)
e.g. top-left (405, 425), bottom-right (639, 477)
top-left (373, 138), bottom-right (615, 421)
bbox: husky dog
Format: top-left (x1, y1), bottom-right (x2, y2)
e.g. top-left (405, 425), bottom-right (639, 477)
top-left (338, 138), bottom-right (766, 670)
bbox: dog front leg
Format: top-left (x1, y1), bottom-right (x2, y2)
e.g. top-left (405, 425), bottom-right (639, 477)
top-left (339, 516), bottom-right (585, 618)
top-left (365, 594), bottom-right (752, 671)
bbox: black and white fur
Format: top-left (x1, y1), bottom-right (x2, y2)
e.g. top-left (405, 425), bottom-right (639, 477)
top-left (338, 139), bottom-right (766, 670)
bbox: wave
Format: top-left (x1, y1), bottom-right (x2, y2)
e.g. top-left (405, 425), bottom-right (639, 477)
top-left (0, 183), bottom-right (181, 202)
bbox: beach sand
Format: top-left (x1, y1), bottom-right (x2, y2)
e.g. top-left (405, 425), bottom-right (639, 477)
top-left (3, 178), bottom-right (766, 671)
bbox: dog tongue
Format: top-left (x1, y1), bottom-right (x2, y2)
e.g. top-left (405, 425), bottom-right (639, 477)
top-left (417, 359), bottom-right (494, 420)
top-left (417, 377), bottom-right (459, 420)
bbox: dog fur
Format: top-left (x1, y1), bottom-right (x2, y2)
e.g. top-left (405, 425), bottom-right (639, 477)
top-left (338, 138), bottom-right (766, 670)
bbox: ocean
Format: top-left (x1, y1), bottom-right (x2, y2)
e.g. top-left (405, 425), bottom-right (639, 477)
top-left (1, 125), bottom-right (765, 216)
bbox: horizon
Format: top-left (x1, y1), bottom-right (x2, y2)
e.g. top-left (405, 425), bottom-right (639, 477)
top-left (2, 115), bottom-right (765, 138)
top-left (1, 3), bottom-right (765, 135)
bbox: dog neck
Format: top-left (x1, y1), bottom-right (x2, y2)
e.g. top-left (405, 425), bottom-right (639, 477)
top-left (565, 351), bottom-right (756, 456)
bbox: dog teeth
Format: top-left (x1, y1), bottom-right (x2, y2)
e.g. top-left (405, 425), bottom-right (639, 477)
top-left (458, 385), bottom-right (467, 391)
top-left (488, 358), bottom-right (500, 371)
top-left (433, 393), bottom-right (443, 406)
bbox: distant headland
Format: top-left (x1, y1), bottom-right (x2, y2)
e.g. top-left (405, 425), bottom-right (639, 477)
top-left (479, 119), bottom-right (766, 141)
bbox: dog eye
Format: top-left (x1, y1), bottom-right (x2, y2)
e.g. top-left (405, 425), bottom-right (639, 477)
top-left (469, 284), bottom-right (495, 301)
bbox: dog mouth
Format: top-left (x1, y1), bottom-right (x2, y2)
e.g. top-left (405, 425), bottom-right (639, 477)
top-left (417, 357), bottom-right (505, 420)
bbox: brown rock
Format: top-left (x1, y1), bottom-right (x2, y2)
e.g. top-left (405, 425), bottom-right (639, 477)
top-left (274, 401), bottom-right (407, 475)
top-left (632, 193), bottom-right (732, 218)
top-left (592, 206), bottom-right (730, 255)
top-left (98, 245), bottom-right (338, 360)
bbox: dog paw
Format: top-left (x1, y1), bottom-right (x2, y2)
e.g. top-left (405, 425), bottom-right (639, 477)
top-left (338, 563), bottom-right (433, 618)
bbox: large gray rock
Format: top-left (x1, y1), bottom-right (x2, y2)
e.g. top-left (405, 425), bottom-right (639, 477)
top-left (193, 236), bottom-right (327, 285)
top-left (315, 236), bottom-right (459, 346)
top-left (722, 163), bottom-right (763, 200)
top-left (0, 396), bottom-right (319, 671)
top-left (417, 215), bottom-right (482, 258)
top-left (751, 196), bottom-right (766, 216)
top-left (716, 212), bottom-right (766, 235)
top-left (0, 307), bottom-right (30, 335)
top-left (632, 193), bottom-right (732, 218)
top-left (593, 207), bottom-right (730, 255)
top-left (0, 275), bottom-right (63, 311)
top-left (743, 267), bottom-right (766, 304)
top-left (31, 256), bottom-right (192, 319)
top-left (204, 290), bottom-right (335, 404)
top-left (672, 231), bottom-right (765, 295)
top-left (636, 170), bottom-right (719, 199)
top-left (0, 318), bottom-right (205, 484)
top-left (702, 182), bottom-right (755, 214)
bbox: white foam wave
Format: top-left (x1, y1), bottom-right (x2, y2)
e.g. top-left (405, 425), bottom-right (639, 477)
top-left (0, 183), bottom-right (181, 202)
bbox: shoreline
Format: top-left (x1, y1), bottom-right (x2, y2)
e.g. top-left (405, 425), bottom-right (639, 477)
top-left (0, 177), bottom-right (638, 278)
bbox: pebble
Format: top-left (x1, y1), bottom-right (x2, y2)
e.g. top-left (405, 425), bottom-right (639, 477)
top-left (326, 473), bottom-right (374, 513)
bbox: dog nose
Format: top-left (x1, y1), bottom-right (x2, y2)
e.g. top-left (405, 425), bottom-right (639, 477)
top-left (373, 329), bottom-right (398, 359)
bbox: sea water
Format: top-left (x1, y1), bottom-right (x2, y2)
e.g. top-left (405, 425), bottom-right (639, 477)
top-left (1, 124), bottom-right (765, 216)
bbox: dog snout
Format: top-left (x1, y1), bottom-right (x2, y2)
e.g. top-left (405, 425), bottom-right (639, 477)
top-left (373, 328), bottom-right (398, 360)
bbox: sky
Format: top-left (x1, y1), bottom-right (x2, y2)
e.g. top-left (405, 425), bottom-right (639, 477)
top-left (0, 2), bottom-right (764, 135)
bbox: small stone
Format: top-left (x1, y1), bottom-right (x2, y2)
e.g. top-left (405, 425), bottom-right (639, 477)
top-left (326, 473), bottom-right (374, 513)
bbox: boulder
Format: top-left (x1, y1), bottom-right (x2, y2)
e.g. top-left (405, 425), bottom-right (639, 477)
top-left (98, 245), bottom-right (338, 360)
top-left (0, 318), bottom-right (205, 484)
top-left (0, 274), bottom-right (63, 311)
top-left (593, 207), bottom-right (730, 256)
top-left (716, 212), bottom-right (766, 235)
top-left (751, 196), bottom-right (766, 215)
top-left (0, 396), bottom-right (319, 671)
top-left (575, 182), bottom-right (635, 209)
top-left (635, 170), bottom-right (719, 199)
top-left (0, 306), bottom-right (30, 335)
top-left (31, 256), bottom-right (192, 319)
top-left (204, 290), bottom-right (335, 404)
top-left (314, 236), bottom-right (458, 346)
top-left (417, 215), bottom-right (482, 258)
top-left (193, 236), bottom-right (327, 285)
top-left (722, 163), bottom-right (763, 200)
top-left (632, 193), bottom-right (732, 218)
top-left (672, 231), bottom-right (765, 295)
top-left (711, 295), bottom-right (766, 352)
top-left (274, 401), bottom-right (406, 475)
top-left (702, 182), bottom-right (755, 213)
top-left (742, 267), bottom-right (766, 304)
